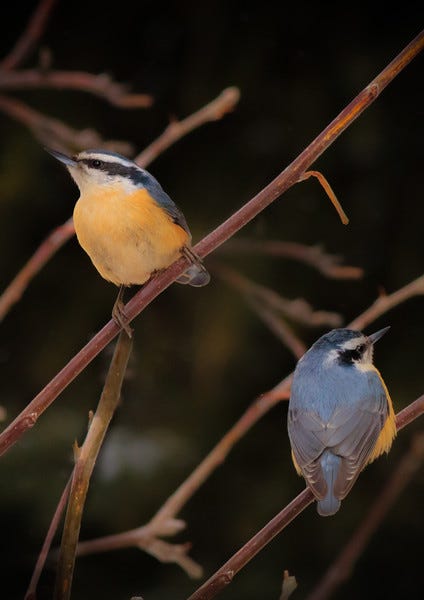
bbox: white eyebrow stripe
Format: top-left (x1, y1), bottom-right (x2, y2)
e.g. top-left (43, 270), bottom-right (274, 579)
top-left (339, 336), bottom-right (367, 351)
top-left (77, 152), bottom-right (136, 168)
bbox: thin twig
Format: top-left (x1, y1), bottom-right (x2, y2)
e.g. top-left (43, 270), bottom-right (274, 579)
top-left (0, 0), bottom-right (57, 71)
top-left (348, 274), bottom-right (424, 330)
top-left (54, 331), bottom-right (133, 600)
top-left (215, 263), bottom-right (343, 328)
top-left (0, 94), bottom-right (133, 156)
top-left (0, 218), bottom-right (74, 322)
top-left (247, 297), bottom-right (307, 359)
top-left (186, 396), bottom-right (424, 600)
top-left (134, 87), bottom-right (240, 165)
top-left (305, 431), bottom-right (424, 600)
top-left (279, 570), bottom-right (298, 600)
top-left (0, 86), bottom-right (240, 321)
top-left (222, 240), bottom-right (364, 280)
top-left (298, 170), bottom-right (349, 225)
top-left (0, 32), bottom-right (422, 456)
top-left (25, 476), bottom-right (72, 600)
top-left (0, 70), bottom-right (153, 108)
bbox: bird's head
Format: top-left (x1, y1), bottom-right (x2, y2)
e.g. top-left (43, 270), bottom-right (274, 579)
top-left (311, 326), bottom-right (390, 369)
top-left (46, 148), bottom-right (152, 194)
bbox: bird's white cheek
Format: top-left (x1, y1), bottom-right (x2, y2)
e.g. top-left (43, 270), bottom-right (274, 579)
top-left (322, 349), bottom-right (339, 367)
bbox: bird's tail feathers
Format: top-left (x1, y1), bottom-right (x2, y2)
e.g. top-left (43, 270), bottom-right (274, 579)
top-left (317, 451), bottom-right (341, 516)
top-left (177, 246), bottom-right (210, 287)
top-left (177, 263), bottom-right (210, 287)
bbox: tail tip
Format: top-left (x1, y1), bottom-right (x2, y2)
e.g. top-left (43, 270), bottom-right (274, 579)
top-left (317, 496), bottom-right (341, 517)
top-left (177, 264), bottom-right (211, 287)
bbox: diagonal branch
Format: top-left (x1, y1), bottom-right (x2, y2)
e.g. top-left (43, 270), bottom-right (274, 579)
top-left (135, 87), bottom-right (240, 165)
top-left (0, 94), bottom-right (133, 155)
top-left (0, 69), bottom-right (153, 108)
top-left (0, 31), bottom-right (422, 456)
top-left (221, 239), bottom-right (364, 280)
top-left (25, 475), bottom-right (72, 600)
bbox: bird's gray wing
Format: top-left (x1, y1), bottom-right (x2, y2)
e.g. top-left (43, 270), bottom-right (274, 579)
top-left (288, 408), bottom-right (329, 498)
top-left (144, 175), bottom-right (191, 236)
top-left (288, 369), bottom-right (390, 500)
top-left (331, 372), bottom-right (390, 498)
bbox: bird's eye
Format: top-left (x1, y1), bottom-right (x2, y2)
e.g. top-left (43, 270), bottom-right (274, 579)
top-left (90, 159), bottom-right (103, 168)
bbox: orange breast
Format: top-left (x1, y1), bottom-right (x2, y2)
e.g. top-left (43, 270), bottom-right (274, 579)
top-left (73, 186), bottom-right (190, 285)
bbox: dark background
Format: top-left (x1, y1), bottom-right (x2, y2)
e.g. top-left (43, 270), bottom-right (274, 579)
top-left (0, 2), bottom-right (423, 599)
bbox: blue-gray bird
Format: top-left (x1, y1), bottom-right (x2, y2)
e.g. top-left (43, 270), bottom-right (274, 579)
top-left (287, 327), bottom-right (396, 516)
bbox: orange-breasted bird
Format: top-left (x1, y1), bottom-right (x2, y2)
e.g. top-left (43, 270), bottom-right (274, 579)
top-left (48, 148), bottom-right (210, 335)
top-left (287, 327), bottom-right (396, 516)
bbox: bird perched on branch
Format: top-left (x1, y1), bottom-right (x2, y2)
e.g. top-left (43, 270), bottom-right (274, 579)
top-left (288, 327), bottom-right (396, 516)
top-left (47, 148), bottom-right (210, 336)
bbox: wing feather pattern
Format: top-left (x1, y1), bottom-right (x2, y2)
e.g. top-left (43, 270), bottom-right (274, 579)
top-left (288, 367), bottom-right (390, 501)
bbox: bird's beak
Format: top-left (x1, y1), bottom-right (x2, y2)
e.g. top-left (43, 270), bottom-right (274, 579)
top-left (45, 148), bottom-right (78, 167)
top-left (368, 326), bottom-right (391, 345)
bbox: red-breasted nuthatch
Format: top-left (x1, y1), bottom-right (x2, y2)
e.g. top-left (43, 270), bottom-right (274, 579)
top-left (288, 327), bottom-right (396, 516)
top-left (48, 149), bottom-right (210, 335)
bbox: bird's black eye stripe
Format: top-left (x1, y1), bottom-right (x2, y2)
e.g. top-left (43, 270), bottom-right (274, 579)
top-left (339, 343), bottom-right (366, 364)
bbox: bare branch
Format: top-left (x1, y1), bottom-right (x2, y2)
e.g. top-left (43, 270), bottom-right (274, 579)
top-left (348, 275), bottom-right (424, 331)
top-left (25, 476), bottom-right (72, 600)
top-left (0, 0), bottom-right (57, 71)
top-left (134, 87), bottom-right (240, 166)
top-left (222, 240), bottom-right (363, 280)
top-left (248, 297), bottom-right (307, 359)
top-left (298, 170), bottom-right (349, 225)
top-left (279, 570), bottom-right (298, 600)
top-left (54, 331), bottom-right (133, 600)
top-left (0, 217), bottom-right (74, 322)
top-left (214, 263), bottom-right (343, 328)
top-left (0, 94), bottom-right (134, 155)
top-left (0, 31), bottom-right (422, 456)
top-left (0, 69), bottom-right (153, 108)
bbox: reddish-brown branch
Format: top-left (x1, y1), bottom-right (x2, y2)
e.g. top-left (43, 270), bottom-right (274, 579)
top-left (0, 32), bottom-right (422, 456)
top-left (214, 263), bottom-right (343, 328)
top-left (188, 490), bottom-right (315, 600)
top-left (135, 87), bottom-right (240, 165)
top-left (0, 218), bottom-right (74, 321)
top-left (186, 395), bottom-right (424, 600)
top-left (222, 240), bottom-right (364, 280)
top-left (348, 275), bottom-right (424, 331)
top-left (0, 94), bottom-right (133, 155)
top-left (298, 170), bottom-right (349, 225)
top-left (0, 69), bottom-right (153, 108)
top-left (25, 476), bottom-right (72, 600)
top-left (305, 431), bottom-right (424, 600)
top-left (0, 0), bottom-right (57, 71)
